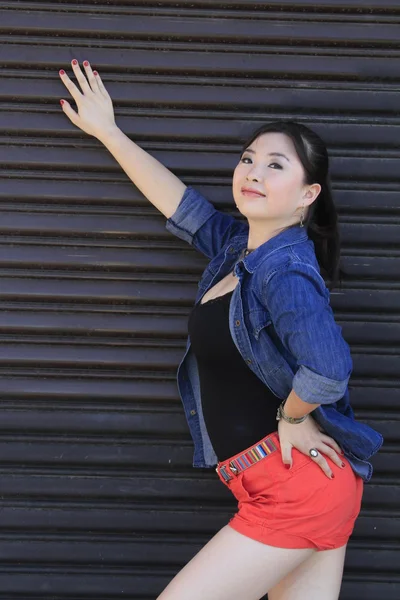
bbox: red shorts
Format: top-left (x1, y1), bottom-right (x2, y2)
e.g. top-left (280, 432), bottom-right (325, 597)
top-left (216, 431), bottom-right (363, 551)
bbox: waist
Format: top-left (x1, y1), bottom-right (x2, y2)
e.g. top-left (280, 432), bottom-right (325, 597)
top-left (216, 431), bottom-right (280, 482)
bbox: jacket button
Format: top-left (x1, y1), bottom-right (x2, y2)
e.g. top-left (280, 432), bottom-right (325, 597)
top-left (246, 358), bottom-right (252, 364)
top-left (235, 320), bottom-right (240, 326)
top-left (228, 247), bottom-right (235, 253)
top-left (190, 409), bottom-right (196, 416)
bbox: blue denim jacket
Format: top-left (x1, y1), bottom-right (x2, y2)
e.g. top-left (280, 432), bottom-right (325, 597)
top-left (165, 186), bottom-right (383, 482)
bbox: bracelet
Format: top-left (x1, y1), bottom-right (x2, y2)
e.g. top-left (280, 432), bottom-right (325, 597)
top-left (276, 400), bottom-right (309, 425)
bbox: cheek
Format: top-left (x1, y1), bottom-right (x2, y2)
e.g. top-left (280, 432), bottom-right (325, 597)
top-left (268, 174), bottom-right (297, 195)
top-left (232, 166), bottom-right (242, 184)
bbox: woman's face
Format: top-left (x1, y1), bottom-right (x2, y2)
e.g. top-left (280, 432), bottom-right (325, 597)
top-left (232, 132), bottom-right (320, 227)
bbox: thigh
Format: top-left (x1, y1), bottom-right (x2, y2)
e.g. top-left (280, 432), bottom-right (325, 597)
top-left (268, 544), bottom-right (347, 600)
top-left (157, 525), bottom-right (314, 600)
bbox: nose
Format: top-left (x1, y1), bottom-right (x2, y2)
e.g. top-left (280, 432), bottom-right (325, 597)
top-left (245, 164), bottom-right (263, 182)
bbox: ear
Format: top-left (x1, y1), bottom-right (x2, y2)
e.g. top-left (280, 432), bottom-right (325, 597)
top-left (303, 183), bottom-right (321, 206)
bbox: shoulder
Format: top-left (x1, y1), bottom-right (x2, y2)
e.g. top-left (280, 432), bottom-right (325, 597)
top-left (252, 239), bottom-right (329, 301)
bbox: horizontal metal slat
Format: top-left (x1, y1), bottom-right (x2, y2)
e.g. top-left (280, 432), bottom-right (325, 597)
top-left (0, 540), bottom-right (398, 574)
top-left (1, 9), bottom-right (400, 46)
top-left (0, 473), bottom-right (395, 508)
top-left (3, 43), bottom-right (400, 80)
top-left (0, 277), bottom-right (199, 303)
top-left (0, 442), bottom-right (395, 479)
top-left (2, 212), bottom-right (400, 249)
top-left (0, 506), bottom-right (396, 544)
top-left (1, 144), bottom-right (400, 183)
top-left (4, 0), bottom-right (400, 10)
top-left (2, 90), bottom-right (400, 140)
top-left (1, 310), bottom-right (399, 348)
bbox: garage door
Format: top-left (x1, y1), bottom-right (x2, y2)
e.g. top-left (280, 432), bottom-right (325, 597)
top-left (0, 1), bottom-right (398, 597)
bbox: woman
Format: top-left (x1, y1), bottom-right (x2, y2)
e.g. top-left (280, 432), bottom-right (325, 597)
top-left (59, 60), bottom-right (383, 600)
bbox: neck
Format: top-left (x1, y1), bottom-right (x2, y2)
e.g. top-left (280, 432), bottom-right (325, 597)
top-left (246, 221), bottom-right (290, 252)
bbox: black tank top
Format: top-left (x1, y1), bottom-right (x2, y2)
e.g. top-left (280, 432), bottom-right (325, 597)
top-left (188, 288), bottom-right (281, 462)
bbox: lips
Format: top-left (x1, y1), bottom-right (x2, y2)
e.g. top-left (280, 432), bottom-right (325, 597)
top-left (241, 187), bottom-right (265, 197)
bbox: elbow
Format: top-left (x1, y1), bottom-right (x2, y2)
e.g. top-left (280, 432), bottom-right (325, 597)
top-left (292, 364), bottom-right (351, 405)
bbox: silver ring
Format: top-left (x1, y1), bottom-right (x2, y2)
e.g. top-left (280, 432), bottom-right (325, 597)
top-left (309, 448), bottom-right (319, 458)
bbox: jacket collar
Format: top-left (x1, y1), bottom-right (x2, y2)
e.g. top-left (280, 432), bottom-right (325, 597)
top-left (231, 225), bottom-right (309, 274)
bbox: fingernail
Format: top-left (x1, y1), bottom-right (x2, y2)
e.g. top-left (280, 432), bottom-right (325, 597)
top-left (331, 474), bottom-right (335, 479)
top-left (60, 99), bottom-right (65, 106)
top-left (72, 59), bottom-right (78, 65)
top-left (341, 462), bottom-right (346, 468)
top-left (285, 464), bottom-right (291, 470)
top-left (59, 69), bottom-right (65, 75)
top-left (93, 70), bottom-right (98, 76)
top-left (83, 60), bottom-right (89, 67)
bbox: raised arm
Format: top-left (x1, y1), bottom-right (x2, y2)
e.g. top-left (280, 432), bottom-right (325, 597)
top-left (99, 127), bottom-right (186, 219)
top-left (58, 59), bottom-right (185, 218)
top-left (58, 59), bottom-right (247, 257)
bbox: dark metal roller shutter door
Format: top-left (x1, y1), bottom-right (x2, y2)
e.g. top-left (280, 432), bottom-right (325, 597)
top-left (0, 0), bottom-right (398, 597)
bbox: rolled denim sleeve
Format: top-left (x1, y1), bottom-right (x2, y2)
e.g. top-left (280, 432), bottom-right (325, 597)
top-left (264, 262), bottom-right (352, 404)
top-left (165, 186), bottom-right (247, 259)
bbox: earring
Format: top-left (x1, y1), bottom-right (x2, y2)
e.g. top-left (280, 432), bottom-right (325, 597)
top-left (299, 203), bottom-right (305, 227)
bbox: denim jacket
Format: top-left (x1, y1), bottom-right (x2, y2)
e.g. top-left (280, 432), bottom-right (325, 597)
top-left (165, 186), bottom-right (383, 482)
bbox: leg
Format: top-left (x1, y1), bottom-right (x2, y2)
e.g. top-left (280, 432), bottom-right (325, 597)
top-left (157, 525), bottom-right (314, 600)
top-left (268, 544), bottom-right (347, 600)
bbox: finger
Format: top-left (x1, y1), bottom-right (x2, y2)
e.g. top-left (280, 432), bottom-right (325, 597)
top-left (82, 60), bottom-right (100, 94)
top-left (311, 452), bottom-right (333, 479)
top-left (318, 443), bottom-right (345, 469)
top-left (59, 99), bottom-right (81, 127)
top-left (319, 434), bottom-right (343, 456)
top-left (70, 59), bottom-right (93, 95)
top-left (59, 69), bottom-right (83, 104)
top-left (281, 443), bottom-right (293, 469)
top-left (92, 69), bottom-right (111, 99)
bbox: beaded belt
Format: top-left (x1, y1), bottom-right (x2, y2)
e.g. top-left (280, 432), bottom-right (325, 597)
top-left (215, 434), bottom-right (278, 482)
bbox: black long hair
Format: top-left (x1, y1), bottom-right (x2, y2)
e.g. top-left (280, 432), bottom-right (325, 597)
top-left (239, 120), bottom-right (343, 291)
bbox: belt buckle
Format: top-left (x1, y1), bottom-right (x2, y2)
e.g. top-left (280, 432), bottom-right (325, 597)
top-left (229, 461), bottom-right (239, 475)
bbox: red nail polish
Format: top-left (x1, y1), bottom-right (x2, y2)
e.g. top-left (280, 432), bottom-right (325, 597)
top-left (72, 59), bottom-right (78, 65)
top-left (59, 69), bottom-right (65, 75)
top-left (83, 60), bottom-right (89, 67)
top-left (331, 474), bottom-right (335, 479)
top-left (60, 99), bottom-right (65, 106)
top-left (341, 462), bottom-right (345, 468)
top-left (285, 464), bottom-right (291, 469)
top-left (93, 70), bottom-right (98, 76)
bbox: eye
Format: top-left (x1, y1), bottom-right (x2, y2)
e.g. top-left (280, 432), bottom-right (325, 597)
top-left (239, 157), bottom-right (282, 169)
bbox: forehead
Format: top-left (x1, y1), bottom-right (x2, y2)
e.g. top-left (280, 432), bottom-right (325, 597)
top-left (249, 132), bottom-right (297, 157)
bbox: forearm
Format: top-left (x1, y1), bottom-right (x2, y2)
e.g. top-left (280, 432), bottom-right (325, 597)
top-left (283, 388), bottom-right (320, 419)
top-left (99, 126), bottom-right (186, 219)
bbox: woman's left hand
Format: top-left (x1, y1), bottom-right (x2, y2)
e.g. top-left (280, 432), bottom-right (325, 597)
top-left (278, 414), bottom-right (345, 478)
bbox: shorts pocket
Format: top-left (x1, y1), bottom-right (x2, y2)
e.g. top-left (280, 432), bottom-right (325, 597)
top-left (289, 448), bottom-right (317, 475)
top-left (240, 453), bottom-right (290, 503)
